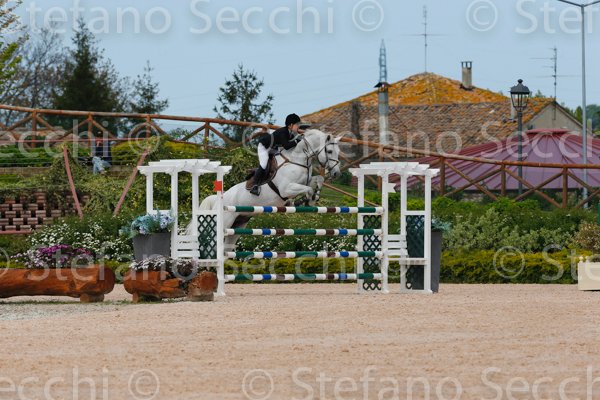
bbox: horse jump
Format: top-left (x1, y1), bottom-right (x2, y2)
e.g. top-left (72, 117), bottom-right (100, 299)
top-left (139, 159), bottom-right (439, 296)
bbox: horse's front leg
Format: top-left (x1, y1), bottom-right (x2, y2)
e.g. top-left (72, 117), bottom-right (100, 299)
top-left (280, 183), bottom-right (314, 202)
top-left (308, 175), bottom-right (325, 204)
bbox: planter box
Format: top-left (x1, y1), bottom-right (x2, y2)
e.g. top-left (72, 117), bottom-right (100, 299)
top-left (133, 232), bottom-right (171, 261)
top-left (0, 265), bottom-right (115, 302)
top-left (578, 257), bottom-right (600, 291)
top-left (123, 270), bottom-right (217, 302)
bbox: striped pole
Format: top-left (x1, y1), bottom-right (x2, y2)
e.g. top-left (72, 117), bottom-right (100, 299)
top-left (225, 228), bottom-right (383, 236)
top-left (225, 273), bottom-right (382, 282)
top-left (224, 206), bottom-right (384, 214)
top-left (225, 251), bottom-right (383, 259)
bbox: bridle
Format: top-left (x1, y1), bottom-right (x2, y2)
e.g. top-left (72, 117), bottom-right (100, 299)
top-left (300, 136), bottom-right (340, 178)
top-left (268, 134), bottom-right (340, 202)
top-left (275, 134), bottom-right (340, 184)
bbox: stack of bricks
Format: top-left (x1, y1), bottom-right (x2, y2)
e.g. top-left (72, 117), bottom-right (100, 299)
top-left (0, 191), bottom-right (82, 233)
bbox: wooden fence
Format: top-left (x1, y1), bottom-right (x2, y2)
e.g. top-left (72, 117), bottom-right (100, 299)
top-left (1, 104), bottom-right (599, 210)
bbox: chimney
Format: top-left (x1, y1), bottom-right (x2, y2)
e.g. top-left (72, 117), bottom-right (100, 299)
top-left (461, 61), bottom-right (473, 90)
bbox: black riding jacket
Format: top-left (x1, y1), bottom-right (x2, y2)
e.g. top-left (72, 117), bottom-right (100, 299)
top-left (258, 127), bottom-right (301, 150)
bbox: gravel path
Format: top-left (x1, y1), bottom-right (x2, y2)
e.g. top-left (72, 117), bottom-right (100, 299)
top-left (1, 284), bottom-right (599, 399)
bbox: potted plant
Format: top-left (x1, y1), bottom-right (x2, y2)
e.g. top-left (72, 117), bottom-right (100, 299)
top-left (121, 211), bottom-right (174, 261)
top-left (123, 256), bottom-right (217, 302)
top-left (0, 245), bottom-right (115, 302)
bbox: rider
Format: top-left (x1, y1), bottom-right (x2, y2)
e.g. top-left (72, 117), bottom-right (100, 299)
top-left (250, 113), bottom-right (304, 196)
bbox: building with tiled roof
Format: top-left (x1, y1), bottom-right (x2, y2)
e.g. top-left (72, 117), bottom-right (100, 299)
top-left (303, 70), bottom-right (582, 154)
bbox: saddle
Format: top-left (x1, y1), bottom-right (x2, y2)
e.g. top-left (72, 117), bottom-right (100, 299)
top-left (245, 157), bottom-right (279, 190)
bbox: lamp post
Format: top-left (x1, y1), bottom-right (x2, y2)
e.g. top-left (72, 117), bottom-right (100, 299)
top-left (510, 79), bottom-right (531, 196)
top-left (556, 0), bottom-right (600, 205)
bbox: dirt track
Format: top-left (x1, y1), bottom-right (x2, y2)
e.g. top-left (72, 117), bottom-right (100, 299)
top-left (1, 284), bottom-right (600, 400)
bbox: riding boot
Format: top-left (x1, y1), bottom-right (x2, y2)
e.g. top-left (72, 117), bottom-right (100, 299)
top-left (250, 166), bottom-right (266, 196)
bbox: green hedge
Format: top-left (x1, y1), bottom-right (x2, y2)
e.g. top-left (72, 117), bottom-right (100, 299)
top-left (440, 249), bottom-right (586, 284)
top-left (1, 249), bottom-right (586, 285)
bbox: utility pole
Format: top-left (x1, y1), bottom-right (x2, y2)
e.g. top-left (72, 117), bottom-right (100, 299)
top-left (556, 0), bottom-right (600, 207)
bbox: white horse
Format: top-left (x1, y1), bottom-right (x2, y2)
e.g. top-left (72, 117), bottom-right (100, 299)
top-left (199, 129), bottom-right (341, 250)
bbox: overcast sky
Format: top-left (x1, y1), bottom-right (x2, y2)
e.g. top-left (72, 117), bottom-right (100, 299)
top-left (16, 0), bottom-right (600, 125)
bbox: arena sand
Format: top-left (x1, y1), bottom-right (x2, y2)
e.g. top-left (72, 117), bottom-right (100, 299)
top-left (1, 284), bottom-right (599, 399)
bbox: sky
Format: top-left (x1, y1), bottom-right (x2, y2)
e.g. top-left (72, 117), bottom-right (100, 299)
top-left (14, 0), bottom-right (600, 126)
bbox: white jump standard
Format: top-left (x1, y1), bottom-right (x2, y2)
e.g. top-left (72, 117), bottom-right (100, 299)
top-left (139, 160), bottom-right (439, 296)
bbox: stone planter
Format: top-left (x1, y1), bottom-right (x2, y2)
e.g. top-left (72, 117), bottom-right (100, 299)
top-left (578, 257), bottom-right (600, 291)
top-left (133, 232), bottom-right (171, 261)
top-left (123, 270), bottom-right (218, 303)
top-left (0, 265), bottom-right (115, 302)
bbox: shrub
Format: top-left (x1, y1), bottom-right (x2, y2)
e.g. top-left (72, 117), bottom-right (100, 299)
top-left (29, 214), bottom-right (134, 261)
top-left (441, 249), bottom-right (584, 284)
top-left (573, 222), bottom-right (600, 253)
top-left (444, 208), bottom-right (572, 252)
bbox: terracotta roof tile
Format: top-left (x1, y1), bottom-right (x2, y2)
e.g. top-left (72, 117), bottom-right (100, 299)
top-left (302, 73), bottom-right (555, 150)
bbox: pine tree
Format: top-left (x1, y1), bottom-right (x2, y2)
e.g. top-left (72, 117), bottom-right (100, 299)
top-left (214, 64), bottom-right (274, 141)
top-left (130, 61), bottom-right (169, 115)
top-left (52, 20), bottom-right (128, 134)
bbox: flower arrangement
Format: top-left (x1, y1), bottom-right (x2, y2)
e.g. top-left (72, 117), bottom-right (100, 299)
top-left (120, 211), bottom-right (175, 238)
top-left (128, 255), bottom-right (213, 284)
top-left (13, 245), bottom-right (93, 269)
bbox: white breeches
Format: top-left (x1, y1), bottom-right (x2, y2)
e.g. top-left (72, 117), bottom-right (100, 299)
top-left (257, 143), bottom-right (269, 169)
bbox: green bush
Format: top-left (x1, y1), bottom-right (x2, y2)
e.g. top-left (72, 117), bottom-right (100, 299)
top-left (573, 222), bottom-right (600, 253)
top-left (434, 197), bottom-right (592, 252)
top-left (444, 208), bottom-right (573, 252)
top-left (441, 249), bottom-right (584, 284)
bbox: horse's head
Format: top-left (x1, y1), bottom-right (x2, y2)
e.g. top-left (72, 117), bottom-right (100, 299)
top-left (302, 130), bottom-right (341, 179)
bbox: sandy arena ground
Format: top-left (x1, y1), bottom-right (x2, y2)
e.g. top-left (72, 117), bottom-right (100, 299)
top-left (1, 284), bottom-right (600, 400)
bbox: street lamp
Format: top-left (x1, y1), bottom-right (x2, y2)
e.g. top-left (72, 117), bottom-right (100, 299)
top-left (510, 79), bottom-right (531, 196)
top-left (556, 0), bottom-right (600, 205)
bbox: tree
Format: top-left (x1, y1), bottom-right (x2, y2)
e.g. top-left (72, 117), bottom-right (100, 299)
top-left (562, 104), bottom-right (600, 133)
top-left (52, 19), bottom-right (128, 135)
top-left (0, 0), bottom-right (26, 99)
top-left (1, 26), bottom-right (66, 125)
top-left (130, 61), bottom-right (169, 115)
top-left (214, 64), bottom-right (274, 141)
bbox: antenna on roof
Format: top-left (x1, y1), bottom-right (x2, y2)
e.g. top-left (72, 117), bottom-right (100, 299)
top-left (532, 46), bottom-right (579, 120)
top-left (531, 46), bottom-right (578, 100)
top-left (401, 6), bottom-right (447, 72)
